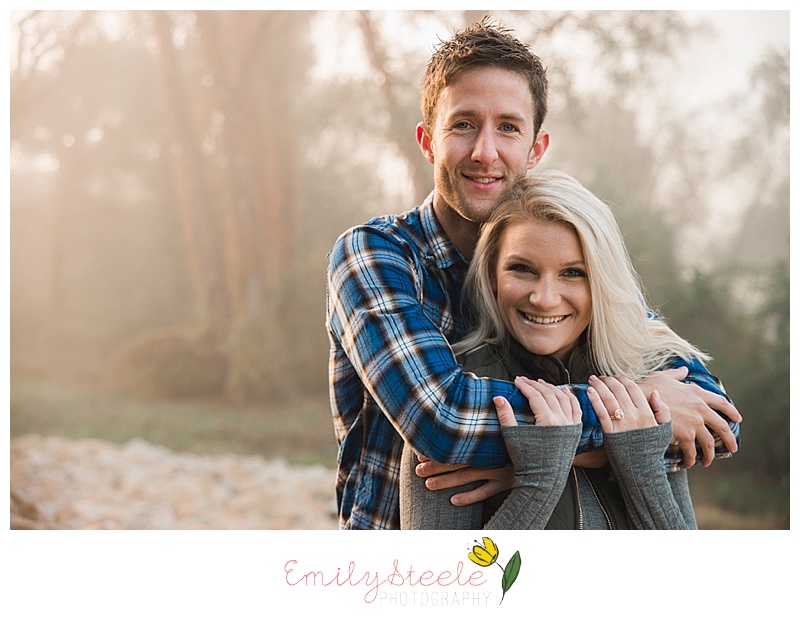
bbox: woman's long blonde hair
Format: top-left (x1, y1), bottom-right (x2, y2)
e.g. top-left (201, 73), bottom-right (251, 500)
top-left (454, 170), bottom-right (709, 380)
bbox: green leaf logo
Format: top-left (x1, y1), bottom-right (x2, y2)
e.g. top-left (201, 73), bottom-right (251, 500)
top-left (500, 550), bottom-right (521, 603)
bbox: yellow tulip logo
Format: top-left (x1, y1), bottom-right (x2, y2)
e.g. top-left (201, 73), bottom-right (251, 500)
top-left (467, 537), bottom-right (521, 603)
top-left (468, 536), bottom-right (499, 566)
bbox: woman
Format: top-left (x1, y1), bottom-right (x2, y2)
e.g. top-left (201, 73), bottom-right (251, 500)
top-left (400, 170), bottom-right (717, 529)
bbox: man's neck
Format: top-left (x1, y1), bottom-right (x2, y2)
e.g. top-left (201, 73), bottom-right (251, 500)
top-left (431, 197), bottom-right (480, 260)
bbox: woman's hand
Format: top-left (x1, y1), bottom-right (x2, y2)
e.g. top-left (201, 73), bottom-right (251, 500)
top-left (588, 374), bottom-right (670, 434)
top-left (492, 376), bottom-right (581, 427)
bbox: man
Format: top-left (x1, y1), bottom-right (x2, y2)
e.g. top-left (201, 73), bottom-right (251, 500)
top-left (326, 20), bottom-right (741, 530)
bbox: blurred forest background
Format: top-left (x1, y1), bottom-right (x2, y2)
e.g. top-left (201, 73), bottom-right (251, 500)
top-left (9, 10), bottom-right (790, 528)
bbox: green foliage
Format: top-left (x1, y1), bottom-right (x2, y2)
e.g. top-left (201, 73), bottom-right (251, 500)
top-left (224, 310), bottom-right (307, 404)
top-left (224, 273), bottom-right (330, 404)
top-left (665, 263), bottom-right (790, 486)
top-left (109, 324), bottom-right (228, 399)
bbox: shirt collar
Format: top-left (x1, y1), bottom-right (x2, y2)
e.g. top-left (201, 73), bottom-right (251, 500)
top-left (418, 192), bottom-right (469, 270)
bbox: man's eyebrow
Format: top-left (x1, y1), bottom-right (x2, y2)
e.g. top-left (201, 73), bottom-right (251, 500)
top-left (444, 108), bottom-right (528, 123)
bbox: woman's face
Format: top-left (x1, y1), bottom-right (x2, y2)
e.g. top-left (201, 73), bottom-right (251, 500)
top-left (491, 218), bottom-right (592, 363)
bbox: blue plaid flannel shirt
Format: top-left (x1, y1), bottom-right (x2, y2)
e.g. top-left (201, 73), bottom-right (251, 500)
top-left (326, 195), bottom-right (739, 530)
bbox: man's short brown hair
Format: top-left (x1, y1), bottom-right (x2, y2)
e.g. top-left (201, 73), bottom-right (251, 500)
top-left (420, 18), bottom-right (548, 135)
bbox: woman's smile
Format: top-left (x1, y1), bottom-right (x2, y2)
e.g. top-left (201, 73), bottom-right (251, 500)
top-left (519, 312), bottom-right (570, 325)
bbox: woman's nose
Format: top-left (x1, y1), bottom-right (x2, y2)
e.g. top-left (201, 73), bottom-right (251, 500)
top-left (529, 279), bottom-right (560, 308)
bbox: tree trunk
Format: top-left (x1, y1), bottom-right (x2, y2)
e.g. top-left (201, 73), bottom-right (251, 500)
top-left (151, 11), bottom-right (230, 342)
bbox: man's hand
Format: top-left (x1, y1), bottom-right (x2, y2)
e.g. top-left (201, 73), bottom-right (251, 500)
top-left (414, 458), bottom-right (513, 506)
top-left (637, 366), bottom-right (742, 468)
top-left (414, 449), bottom-right (608, 504)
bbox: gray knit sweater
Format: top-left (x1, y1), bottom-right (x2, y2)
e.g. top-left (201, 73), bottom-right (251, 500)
top-left (400, 422), bottom-right (696, 529)
top-left (399, 339), bottom-right (697, 530)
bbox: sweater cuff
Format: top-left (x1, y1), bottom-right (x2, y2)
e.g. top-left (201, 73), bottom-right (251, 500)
top-left (500, 423), bottom-right (582, 474)
top-left (604, 422), bottom-right (672, 477)
top-left (604, 422), bottom-right (672, 459)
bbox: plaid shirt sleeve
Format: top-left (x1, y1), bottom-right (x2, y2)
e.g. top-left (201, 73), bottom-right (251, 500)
top-left (327, 224), bottom-right (531, 467)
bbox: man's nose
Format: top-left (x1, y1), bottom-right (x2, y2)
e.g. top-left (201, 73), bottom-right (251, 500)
top-left (471, 127), bottom-right (498, 166)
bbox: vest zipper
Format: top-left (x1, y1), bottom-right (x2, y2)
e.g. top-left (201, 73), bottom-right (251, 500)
top-left (572, 467), bottom-right (583, 530)
top-left (579, 468), bottom-right (613, 529)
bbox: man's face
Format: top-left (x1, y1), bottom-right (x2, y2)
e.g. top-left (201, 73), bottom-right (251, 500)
top-left (417, 67), bottom-right (549, 242)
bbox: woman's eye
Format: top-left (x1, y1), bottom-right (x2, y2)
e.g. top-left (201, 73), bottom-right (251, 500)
top-left (564, 268), bottom-right (587, 278)
top-left (508, 263), bottom-right (531, 273)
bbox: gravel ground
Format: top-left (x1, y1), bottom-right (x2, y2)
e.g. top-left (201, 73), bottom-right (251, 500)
top-left (10, 434), bottom-right (339, 530)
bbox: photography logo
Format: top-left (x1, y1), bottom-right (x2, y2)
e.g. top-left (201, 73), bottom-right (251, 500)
top-left (283, 535), bottom-right (521, 606)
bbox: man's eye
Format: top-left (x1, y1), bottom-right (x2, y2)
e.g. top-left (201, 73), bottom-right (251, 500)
top-left (453, 121), bottom-right (472, 130)
top-left (500, 123), bottom-right (519, 132)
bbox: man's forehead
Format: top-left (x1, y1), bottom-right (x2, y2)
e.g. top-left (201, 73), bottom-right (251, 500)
top-left (435, 68), bottom-right (536, 124)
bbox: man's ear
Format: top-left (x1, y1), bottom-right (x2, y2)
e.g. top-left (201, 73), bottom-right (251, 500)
top-left (527, 129), bottom-right (550, 170)
top-left (416, 122), bottom-right (435, 164)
